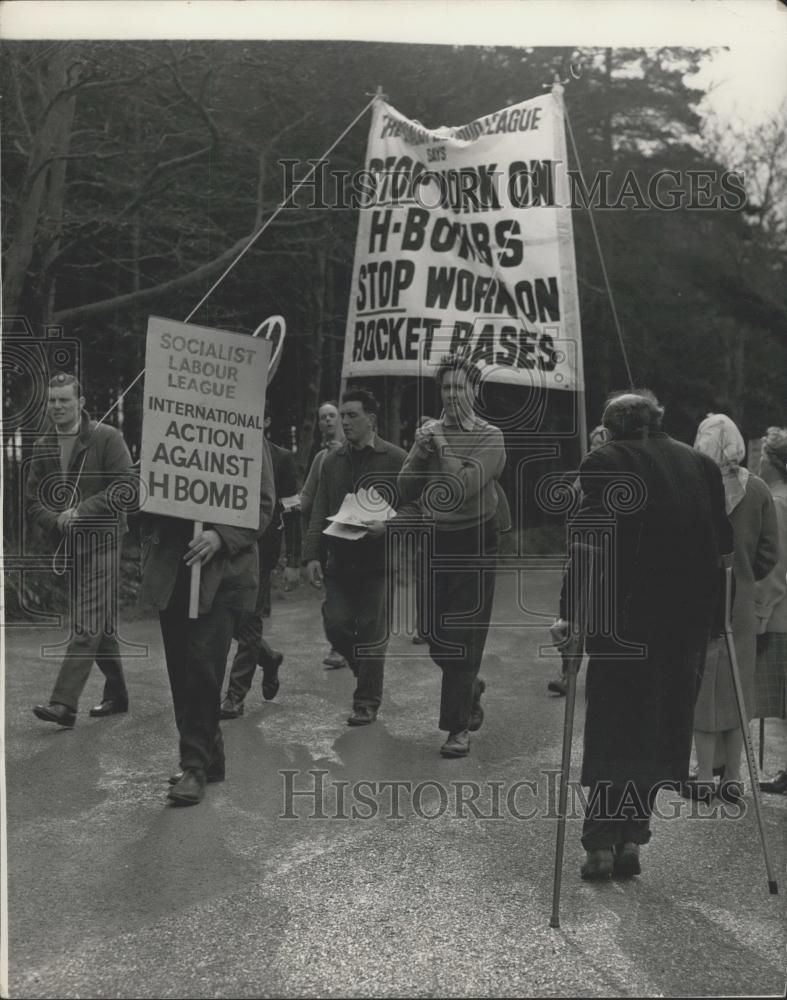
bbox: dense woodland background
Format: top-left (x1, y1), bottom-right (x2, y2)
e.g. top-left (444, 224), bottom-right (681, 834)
top-left (3, 41), bottom-right (786, 580)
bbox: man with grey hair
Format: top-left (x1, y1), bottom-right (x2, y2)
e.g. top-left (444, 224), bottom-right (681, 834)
top-left (555, 389), bottom-right (732, 880)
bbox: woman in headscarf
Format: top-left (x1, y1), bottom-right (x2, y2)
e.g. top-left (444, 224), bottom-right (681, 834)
top-left (687, 414), bottom-right (779, 801)
top-left (754, 427), bottom-right (787, 793)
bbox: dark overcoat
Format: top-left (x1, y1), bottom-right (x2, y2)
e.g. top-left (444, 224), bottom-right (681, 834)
top-left (26, 410), bottom-right (133, 627)
top-left (259, 439), bottom-right (299, 574)
top-left (564, 431), bottom-right (733, 787)
top-left (26, 409), bottom-right (133, 546)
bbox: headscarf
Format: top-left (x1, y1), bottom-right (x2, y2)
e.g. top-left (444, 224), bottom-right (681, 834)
top-left (588, 424), bottom-right (611, 452)
top-left (694, 413), bottom-right (749, 514)
top-left (762, 426), bottom-right (787, 479)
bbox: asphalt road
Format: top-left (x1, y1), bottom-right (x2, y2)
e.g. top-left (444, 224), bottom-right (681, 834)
top-left (4, 567), bottom-right (786, 998)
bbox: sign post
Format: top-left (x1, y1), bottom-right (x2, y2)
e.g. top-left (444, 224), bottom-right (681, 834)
top-left (140, 316), bottom-right (272, 617)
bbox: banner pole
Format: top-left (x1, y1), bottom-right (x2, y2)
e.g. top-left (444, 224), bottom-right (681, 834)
top-left (339, 86), bottom-right (386, 399)
top-left (561, 84), bottom-right (633, 394)
top-left (551, 75), bottom-right (588, 459)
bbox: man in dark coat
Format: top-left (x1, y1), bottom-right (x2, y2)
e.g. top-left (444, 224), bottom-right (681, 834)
top-left (557, 391), bottom-right (733, 880)
top-left (220, 404), bottom-right (301, 717)
top-left (29, 373), bottom-right (133, 727)
top-left (303, 388), bottom-right (408, 726)
top-left (139, 442), bottom-right (275, 805)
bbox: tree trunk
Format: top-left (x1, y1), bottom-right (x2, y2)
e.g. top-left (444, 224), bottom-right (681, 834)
top-left (731, 322), bottom-right (746, 429)
top-left (385, 377), bottom-right (403, 446)
top-left (718, 316), bottom-right (745, 426)
top-left (4, 47), bottom-right (78, 318)
top-left (296, 239), bottom-right (328, 479)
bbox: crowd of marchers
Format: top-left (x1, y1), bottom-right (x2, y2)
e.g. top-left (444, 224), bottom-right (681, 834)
top-left (26, 363), bottom-right (787, 881)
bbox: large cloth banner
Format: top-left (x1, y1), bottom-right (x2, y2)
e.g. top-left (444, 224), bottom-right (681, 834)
top-left (140, 316), bottom-right (271, 528)
top-left (343, 93), bottom-right (583, 390)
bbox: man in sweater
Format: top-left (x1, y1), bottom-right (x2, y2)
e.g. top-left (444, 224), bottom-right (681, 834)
top-left (303, 388), bottom-right (407, 726)
top-left (398, 356), bottom-right (506, 758)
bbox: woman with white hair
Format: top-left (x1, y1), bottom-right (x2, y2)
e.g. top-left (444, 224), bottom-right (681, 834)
top-left (754, 426), bottom-right (787, 793)
top-left (687, 413), bottom-right (779, 802)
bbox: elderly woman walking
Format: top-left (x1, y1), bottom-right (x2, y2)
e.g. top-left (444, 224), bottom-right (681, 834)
top-left (754, 427), bottom-right (787, 793)
top-left (688, 414), bottom-right (779, 802)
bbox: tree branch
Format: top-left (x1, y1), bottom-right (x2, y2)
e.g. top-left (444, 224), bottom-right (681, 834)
top-left (51, 234), bottom-right (300, 325)
top-left (40, 70), bottom-right (150, 121)
top-left (29, 148), bottom-right (127, 183)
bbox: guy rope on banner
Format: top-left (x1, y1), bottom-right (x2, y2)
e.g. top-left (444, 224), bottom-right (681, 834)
top-left (52, 94), bottom-right (379, 577)
top-left (559, 74), bottom-right (635, 392)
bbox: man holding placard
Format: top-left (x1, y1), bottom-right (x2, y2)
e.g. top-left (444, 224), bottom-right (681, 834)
top-left (139, 472), bottom-right (273, 804)
top-left (139, 317), bottom-right (275, 805)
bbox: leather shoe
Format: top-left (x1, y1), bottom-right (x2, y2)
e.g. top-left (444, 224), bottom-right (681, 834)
top-left (89, 699), bottom-right (128, 717)
top-left (469, 679), bottom-right (486, 732)
top-left (33, 703), bottom-right (76, 728)
top-left (716, 780), bottom-right (744, 804)
top-left (759, 769), bottom-right (787, 794)
top-left (323, 649), bottom-right (348, 669)
top-left (261, 652), bottom-right (283, 701)
top-left (347, 706), bottom-right (377, 726)
top-left (169, 762), bottom-right (224, 785)
top-left (220, 698), bottom-right (244, 720)
top-left (613, 842), bottom-right (641, 877)
top-left (547, 675), bottom-right (568, 696)
top-left (580, 848), bottom-right (614, 881)
top-left (440, 730), bottom-right (470, 758)
top-left (167, 768), bottom-right (206, 805)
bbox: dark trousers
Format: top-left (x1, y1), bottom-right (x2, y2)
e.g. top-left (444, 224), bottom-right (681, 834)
top-left (159, 565), bottom-right (236, 773)
top-left (225, 570), bottom-right (279, 704)
top-left (51, 542), bottom-right (127, 711)
top-left (425, 520), bottom-right (498, 733)
top-left (52, 633), bottom-right (127, 711)
top-left (322, 565), bottom-right (388, 711)
top-left (581, 783), bottom-right (659, 850)
top-left (259, 573), bottom-right (272, 618)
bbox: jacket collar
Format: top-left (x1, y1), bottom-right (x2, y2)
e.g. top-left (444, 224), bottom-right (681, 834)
top-left (337, 434), bottom-right (388, 456)
top-left (43, 408), bottom-right (93, 443)
top-left (76, 409), bottom-right (93, 443)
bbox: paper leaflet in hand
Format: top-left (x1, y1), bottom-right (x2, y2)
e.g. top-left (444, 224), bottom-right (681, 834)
top-left (280, 494), bottom-right (301, 513)
top-left (323, 487), bottom-right (396, 540)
